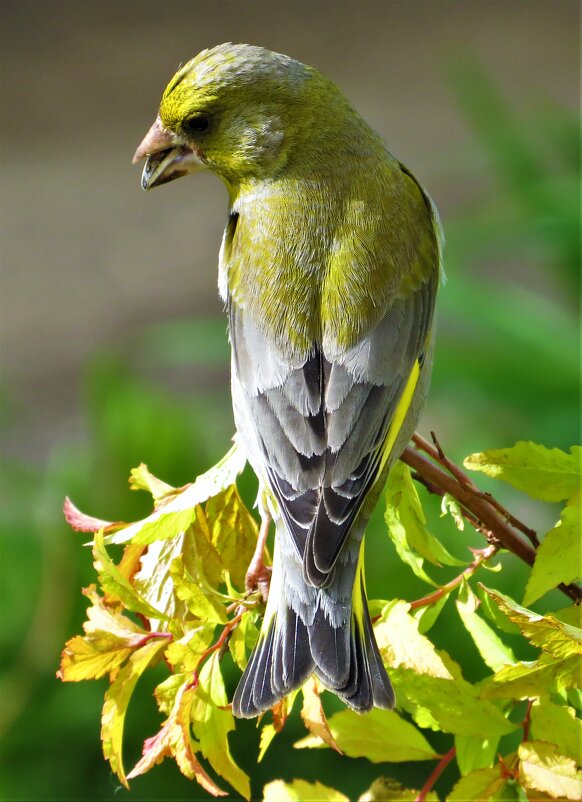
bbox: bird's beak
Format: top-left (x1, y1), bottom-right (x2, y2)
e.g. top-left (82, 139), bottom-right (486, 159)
top-left (132, 115), bottom-right (206, 190)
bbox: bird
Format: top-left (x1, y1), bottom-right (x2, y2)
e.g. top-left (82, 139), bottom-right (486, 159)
top-left (132, 43), bottom-right (442, 718)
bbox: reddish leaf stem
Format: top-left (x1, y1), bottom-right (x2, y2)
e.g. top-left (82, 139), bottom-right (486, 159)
top-left (188, 606), bottom-right (248, 689)
top-left (410, 544), bottom-right (498, 610)
top-left (522, 698), bottom-right (533, 742)
top-left (415, 746), bottom-right (456, 802)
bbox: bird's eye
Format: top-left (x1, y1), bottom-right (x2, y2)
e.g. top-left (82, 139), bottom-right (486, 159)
top-left (183, 115), bottom-right (210, 135)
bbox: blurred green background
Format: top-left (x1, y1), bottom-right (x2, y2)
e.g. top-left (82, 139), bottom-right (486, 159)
top-left (1, 1), bottom-right (579, 800)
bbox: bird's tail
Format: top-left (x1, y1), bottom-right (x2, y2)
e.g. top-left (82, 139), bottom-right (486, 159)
top-left (232, 533), bottom-right (394, 718)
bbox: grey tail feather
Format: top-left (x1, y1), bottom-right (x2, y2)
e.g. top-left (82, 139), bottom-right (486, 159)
top-left (232, 574), bottom-right (394, 718)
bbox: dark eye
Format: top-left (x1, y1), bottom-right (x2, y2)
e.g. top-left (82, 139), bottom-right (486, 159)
top-left (183, 114), bottom-right (210, 135)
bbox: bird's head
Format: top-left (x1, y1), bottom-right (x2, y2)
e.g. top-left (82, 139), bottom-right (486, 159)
top-left (133, 43), bottom-right (361, 191)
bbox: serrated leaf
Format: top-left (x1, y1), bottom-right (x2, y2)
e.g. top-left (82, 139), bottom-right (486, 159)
top-left (447, 765), bottom-right (509, 801)
top-left (104, 442), bottom-right (246, 545)
top-left (530, 700), bottom-right (582, 762)
top-left (129, 464), bottom-right (176, 502)
top-left (552, 606), bottom-right (582, 628)
top-left (464, 443), bottom-right (581, 502)
top-left (205, 485), bottom-right (258, 591)
top-left (228, 611), bottom-right (259, 671)
top-left (481, 587), bottom-right (582, 660)
top-left (170, 557), bottom-right (226, 625)
top-left (190, 653), bottom-right (250, 800)
top-left (455, 734), bottom-right (500, 775)
top-left (295, 706), bottom-right (438, 762)
top-left (456, 581), bottom-right (516, 672)
top-left (481, 654), bottom-right (581, 700)
top-left (258, 723), bottom-right (277, 763)
top-left (164, 625), bottom-right (216, 673)
top-left (299, 678), bottom-right (342, 753)
top-left (374, 599), bottom-right (454, 678)
top-left (63, 496), bottom-right (121, 533)
top-left (524, 494), bottom-right (581, 605)
top-left (359, 777), bottom-right (439, 801)
top-left (101, 638), bottom-right (168, 788)
top-left (93, 530), bottom-right (169, 621)
top-left (476, 584), bottom-right (520, 635)
top-left (392, 668), bottom-right (516, 738)
top-left (441, 493), bottom-right (465, 530)
top-left (411, 594), bottom-right (449, 634)
top-left (263, 779), bottom-right (349, 802)
top-left (128, 677), bottom-right (225, 797)
top-left (58, 588), bottom-right (153, 681)
top-left (385, 464), bottom-right (462, 587)
top-left (188, 508), bottom-right (224, 589)
top-left (132, 533), bottom-right (188, 628)
top-left (518, 741), bottom-right (582, 800)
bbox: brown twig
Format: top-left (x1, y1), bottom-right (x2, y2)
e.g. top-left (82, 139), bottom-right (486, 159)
top-left (410, 544), bottom-right (499, 610)
top-left (415, 746), bottom-right (456, 802)
top-left (402, 436), bottom-right (581, 604)
top-left (187, 606), bottom-right (248, 690)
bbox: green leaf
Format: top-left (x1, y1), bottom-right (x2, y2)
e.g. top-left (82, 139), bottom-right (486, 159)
top-left (164, 626), bottom-right (216, 674)
top-left (127, 677), bottom-right (226, 796)
top-left (441, 493), bottom-right (465, 530)
top-left (93, 530), bottom-right (169, 620)
top-left (263, 780), bottom-right (349, 802)
top-left (530, 699), bottom-right (582, 762)
top-left (518, 741), bottom-right (582, 801)
top-left (58, 588), bottom-right (154, 682)
top-left (456, 580), bottom-right (516, 672)
top-left (464, 443), bottom-right (581, 502)
top-left (104, 443), bottom-right (246, 545)
top-left (374, 599), bottom-right (455, 679)
top-left (552, 606), bottom-right (582, 628)
top-left (476, 584), bottom-right (520, 635)
top-left (228, 611), bottom-right (259, 671)
top-left (359, 777), bottom-right (439, 801)
top-left (447, 765), bottom-right (509, 801)
top-left (129, 463), bottom-right (176, 502)
top-left (295, 705), bottom-right (438, 762)
top-left (480, 587), bottom-right (582, 659)
top-left (411, 593), bottom-right (449, 634)
top-left (481, 653), bottom-right (581, 700)
top-left (190, 653), bottom-right (250, 800)
top-left (101, 638), bottom-right (168, 788)
top-left (455, 734), bottom-right (500, 775)
top-left (385, 463), bottom-right (465, 587)
top-left (169, 557), bottom-right (227, 625)
top-left (205, 485), bottom-right (258, 591)
top-left (523, 493), bottom-right (581, 605)
top-left (257, 723), bottom-right (278, 763)
top-left (392, 668), bottom-right (517, 738)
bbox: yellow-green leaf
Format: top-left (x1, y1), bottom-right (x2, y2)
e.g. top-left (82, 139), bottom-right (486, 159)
top-left (299, 678), bottom-right (342, 753)
top-left (524, 494), bottom-right (582, 605)
top-left (169, 557), bottom-right (226, 625)
top-left (386, 464), bottom-right (466, 588)
top-left (456, 581), bottom-right (516, 672)
top-left (263, 780), bottom-right (349, 802)
top-left (455, 734), bottom-right (500, 776)
top-left (480, 587), bottom-right (582, 660)
top-left (518, 741), bottom-right (582, 800)
top-left (530, 700), bottom-right (582, 763)
top-left (441, 493), bottom-right (465, 530)
top-left (295, 706), bottom-right (438, 762)
top-left (374, 599), bottom-right (455, 679)
top-left (464, 443), bottom-right (581, 502)
top-left (205, 485), bottom-right (258, 591)
top-left (190, 653), bottom-right (250, 800)
top-left (101, 638), bottom-right (168, 788)
top-left (481, 654), bottom-right (581, 700)
top-left (447, 765), bottom-right (509, 801)
top-left (392, 669), bottom-right (516, 738)
top-left (359, 777), bottom-right (439, 801)
top-left (128, 677), bottom-right (226, 797)
top-left (411, 593), bottom-right (449, 634)
top-left (228, 611), bottom-right (259, 671)
top-left (129, 464), bottom-right (176, 503)
top-left (104, 443), bottom-right (246, 546)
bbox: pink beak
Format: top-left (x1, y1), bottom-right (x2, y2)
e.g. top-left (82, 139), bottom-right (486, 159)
top-left (132, 116), bottom-right (174, 164)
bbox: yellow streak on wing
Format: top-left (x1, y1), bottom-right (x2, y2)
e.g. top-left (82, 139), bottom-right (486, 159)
top-left (351, 536), bottom-right (367, 624)
top-left (378, 359), bottom-right (421, 476)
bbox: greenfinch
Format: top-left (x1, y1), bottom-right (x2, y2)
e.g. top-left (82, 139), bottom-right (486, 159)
top-left (133, 43), bottom-right (442, 718)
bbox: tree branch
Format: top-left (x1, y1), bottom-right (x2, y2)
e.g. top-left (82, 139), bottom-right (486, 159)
top-left (401, 435), bottom-right (581, 604)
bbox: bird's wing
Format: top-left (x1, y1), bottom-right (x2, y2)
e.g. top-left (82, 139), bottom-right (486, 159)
top-left (230, 260), bottom-right (436, 584)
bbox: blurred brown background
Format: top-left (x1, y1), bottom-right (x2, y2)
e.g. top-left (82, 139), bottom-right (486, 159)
top-left (1, 2), bottom-right (579, 800)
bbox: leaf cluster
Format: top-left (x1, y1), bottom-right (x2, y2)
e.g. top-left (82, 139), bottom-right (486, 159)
top-left (59, 441), bottom-right (581, 800)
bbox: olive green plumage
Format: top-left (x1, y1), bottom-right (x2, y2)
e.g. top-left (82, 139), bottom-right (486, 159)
top-left (134, 43), bottom-right (442, 717)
